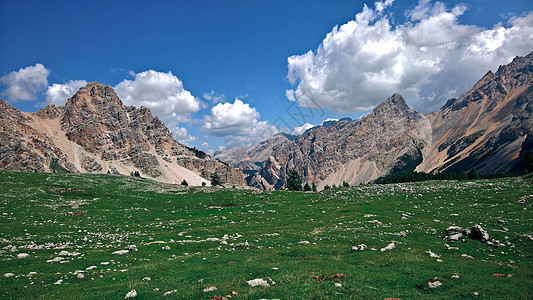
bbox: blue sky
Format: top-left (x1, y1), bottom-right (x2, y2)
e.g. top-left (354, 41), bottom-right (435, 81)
top-left (1, 0), bottom-right (532, 153)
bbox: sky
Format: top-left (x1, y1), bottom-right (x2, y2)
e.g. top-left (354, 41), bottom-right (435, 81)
top-left (1, 0), bottom-right (532, 153)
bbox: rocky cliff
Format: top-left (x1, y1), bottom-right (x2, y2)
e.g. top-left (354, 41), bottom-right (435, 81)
top-left (219, 52), bottom-right (532, 190)
top-left (0, 82), bottom-right (245, 186)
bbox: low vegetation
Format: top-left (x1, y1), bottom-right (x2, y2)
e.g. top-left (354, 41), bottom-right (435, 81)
top-left (0, 171), bottom-right (532, 299)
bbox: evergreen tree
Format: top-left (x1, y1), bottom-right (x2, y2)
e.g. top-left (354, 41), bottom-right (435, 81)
top-left (323, 185), bottom-right (330, 190)
top-left (343, 181), bottom-right (349, 188)
top-left (211, 173), bottom-right (221, 186)
top-left (467, 168), bottom-right (480, 179)
top-left (303, 182), bottom-right (311, 191)
top-left (312, 182), bottom-right (317, 192)
top-left (287, 170), bottom-right (302, 191)
top-left (181, 179), bottom-right (188, 186)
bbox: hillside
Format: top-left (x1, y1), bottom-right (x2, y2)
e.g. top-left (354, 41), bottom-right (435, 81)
top-left (0, 82), bottom-right (245, 186)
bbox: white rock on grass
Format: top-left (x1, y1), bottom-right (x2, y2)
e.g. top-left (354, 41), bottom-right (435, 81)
top-left (428, 278), bottom-right (442, 288)
top-left (162, 246), bottom-right (171, 250)
top-left (86, 266), bottom-right (97, 271)
top-left (205, 238), bottom-right (220, 242)
top-left (142, 277), bottom-right (151, 281)
top-left (77, 273), bottom-right (85, 279)
top-left (17, 253), bottom-right (29, 259)
top-left (4, 273), bottom-right (14, 278)
top-left (334, 282), bottom-right (342, 287)
top-left (203, 286), bottom-right (217, 292)
top-left (54, 279), bottom-right (63, 285)
top-left (163, 290), bottom-right (177, 296)
top-left (380, 242), bottom-right (395, 252)
top-left (461, 254), bottom-right (474, 259)
top-left (112, 250), bottom-right (129, 255)
top-left (351, 244), bottom-right (367, 251)
top-left (298, 241), bottom-right (310, 245)
top-left (46, 257), bottom-right (63, 263)
top-left (247, 278), bottom-right (270, 287)
top-left (124, 289), bottom-right (137, 298)
top-left (426, 250), bottom-right (441, 258)
top-left (128, 245), bottom-right (138, 252)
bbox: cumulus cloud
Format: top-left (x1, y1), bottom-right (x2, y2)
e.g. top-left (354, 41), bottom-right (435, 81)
top-left (292, 122), bottom-right (315, 135)
top-left (287, 0), bottom-right (533, 113)
top-left (202, 99), bottom-right (278, 148)
top-left (115, 70), bottom-right (202, 129)
top-left (172, 126), bottom-right (196, 144)
top-left (0, 63), bottom-right (49, 102)
top-left (45, 80), bottom-right (88, 106)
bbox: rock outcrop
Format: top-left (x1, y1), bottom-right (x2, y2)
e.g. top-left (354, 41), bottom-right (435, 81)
top-left (217, 51), bottom-right (533, 190)
top-left (0, 82), bottom-right (245, 186)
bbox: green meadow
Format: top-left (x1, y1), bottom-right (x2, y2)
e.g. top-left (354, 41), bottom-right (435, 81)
top-left (1, 171), bottom-right (532, 299)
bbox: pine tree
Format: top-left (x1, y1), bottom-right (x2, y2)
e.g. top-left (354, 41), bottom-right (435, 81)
top-left (211, 173), bottom-right (221, 186)
top-left (181, 179), bottom-right (188, 186)
top-left (312, 182), bottom-right (317, 192)
top-left (303, 182), bottom-right (311, 191)
top-left (287, 170), bottom-right (302, 191)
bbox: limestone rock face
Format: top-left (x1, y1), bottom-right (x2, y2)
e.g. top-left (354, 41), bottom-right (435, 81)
top-left (217, 51), bottom-right (532, 190)
top-left (0, 82), bottom-right (245, 186)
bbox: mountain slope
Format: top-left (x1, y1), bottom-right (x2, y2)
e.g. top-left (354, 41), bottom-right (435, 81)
top-left (220, 52), bottom-right (532, 190)
top-left (0, 82), bottom-right (245, 186)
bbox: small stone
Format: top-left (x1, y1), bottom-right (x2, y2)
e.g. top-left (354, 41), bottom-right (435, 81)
top-left (334, 282), bottom-right (342, 287)
top-left (112, 250), bottom-right (129, 255)
top-left (203, 286), bottom-right (217, 292)
top-left (142, 277), bottom-right (151, 281)
top-left (86, 266), bottom-right (97, 271)
top-left (298, 241), bottom-right (310, 245)
top-left (163, 290), bottom-right (177, 296)
top-left (54, 279), bottom-right (63, 285)
top-left (461, 254), bottom-right (474, 259)
top-left (247, 278), bottom-right (270, 287)
top-left (17, 253), bottom-right (29, 259)
top-left (128, 245), bottom-right (138, 252)
top-left (428, 278), bottom-right (442, 288)
top-left (469, 225), bottom-right (489, 242)
top-left (380, 242), bottom-right (395, 252)
top-left (124, 289), bottom-right (137, 298)
top-left (473, 291), bottom-right (479, 296)
top-left (352, 244), bottom-right (367, 251)
top-left (77, 273), bottom-right (85, 279)
top-left (4, 273), bottom-right (15, 278)
top-left (206, 238), bottom-right (220, 242)
top-left (162, 246), bottom-right (170, 250)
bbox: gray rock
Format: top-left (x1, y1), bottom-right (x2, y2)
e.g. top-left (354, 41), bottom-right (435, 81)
top-left (469, 225), bottom-right (489, 242)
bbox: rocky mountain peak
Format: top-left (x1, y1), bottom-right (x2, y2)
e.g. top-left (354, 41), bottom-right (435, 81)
top-left (64, 82), bottom-right (123, 112)
top-left (371, 93), bottom-right (414, 118)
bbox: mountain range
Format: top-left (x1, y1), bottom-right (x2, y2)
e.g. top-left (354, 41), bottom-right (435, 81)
top-left (0, 82), bottom-right (245, 186)
top-left (216, 51), bottom-right (533, 190)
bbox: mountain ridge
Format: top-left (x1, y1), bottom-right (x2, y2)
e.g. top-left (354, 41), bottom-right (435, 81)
top-left (0, 82), bottom-right (246, 186)
top-left (219, 51), bottom-right (533, 190)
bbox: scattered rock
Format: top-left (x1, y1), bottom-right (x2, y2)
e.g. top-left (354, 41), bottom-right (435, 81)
top-left (77, 273), bottom-right (85, 279)
top-left (17, 253), bottom-right (29, 259)
top-left (426, 250), bottom-right (441, 258)
top-left (451, 273), bottom-right (460, 278)
top-left (298, 241), bottom-right (310, 245)
top-left (163, 290), bottom-right (177, 296)
top-left (142, 277), bottom-right (151, 281)
top-left (445, 226), bottom-right (462, 236)
top-left (473, 291), bottom-right (479, 296)
top-left (162, 246), bottom-right (170, 250)
top-left (469, 225), bottom-right (489, 242)
top-left (86, 266), bottom-right (97, 271)
top-left (128, 245), bottom-right (138, 252)
top-left (4, 273), bottom-right (14, 278)
top-left (247, 278), bottom-right (270, 287)
top-left (124, 289), bottom-right (137, 298)
top-left (352, 244), bottom-right (367, 251)
top-left (206, 238), bottom-right (220, 242)
top-left (428, 278), bottom-right (442, 288)
top-left (203, 286), bottom-right (217, 292)
top-left (112, 250), bottom-right (129, 255)
top-left (46, 257), bottom-right (63, 263)
top-left (334, 282), bottom-right (342, 288)
top-left (461, 254), bottom-right (474, 259)
top-left (380, 242), bottom-right (395, 252)
top-left (54, 279), bottom-right (63, 285)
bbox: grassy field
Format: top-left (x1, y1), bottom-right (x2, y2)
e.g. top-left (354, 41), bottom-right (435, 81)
top-left (0, 171), bottom-right (532, 299)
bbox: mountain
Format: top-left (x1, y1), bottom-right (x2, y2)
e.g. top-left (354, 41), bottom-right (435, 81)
top-left (0, 82), bottom-right (245, 186)
top-left (219, 51), bottom-right (532, 190)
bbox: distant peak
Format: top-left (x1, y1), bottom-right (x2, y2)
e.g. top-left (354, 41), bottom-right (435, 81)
top-left (65, 81), bottom-right (123, 109)
top-left (374, 93), bottom-right (409, 110)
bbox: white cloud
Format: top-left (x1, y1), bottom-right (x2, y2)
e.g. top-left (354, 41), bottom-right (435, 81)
top-left (203, 90), bottom-right (226, 103)
top-left (45, 80), bottom-right (88, 106)
top-left (202, 99), bottom-right (278, 147)
top-left (287, 0), bottom-right (533, 113)
top-left (172, 126), bottom-right (196, 144)
top-left (115, 70), bottom-right (201, 129)
top-left (0, 63), bottom-right (49, 102)
top-left (292, 122), bottom-right (315, 135)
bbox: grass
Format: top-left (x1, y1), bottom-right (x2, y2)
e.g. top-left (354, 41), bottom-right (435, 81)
top-left (0, 171), bottom-right (532, 299)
